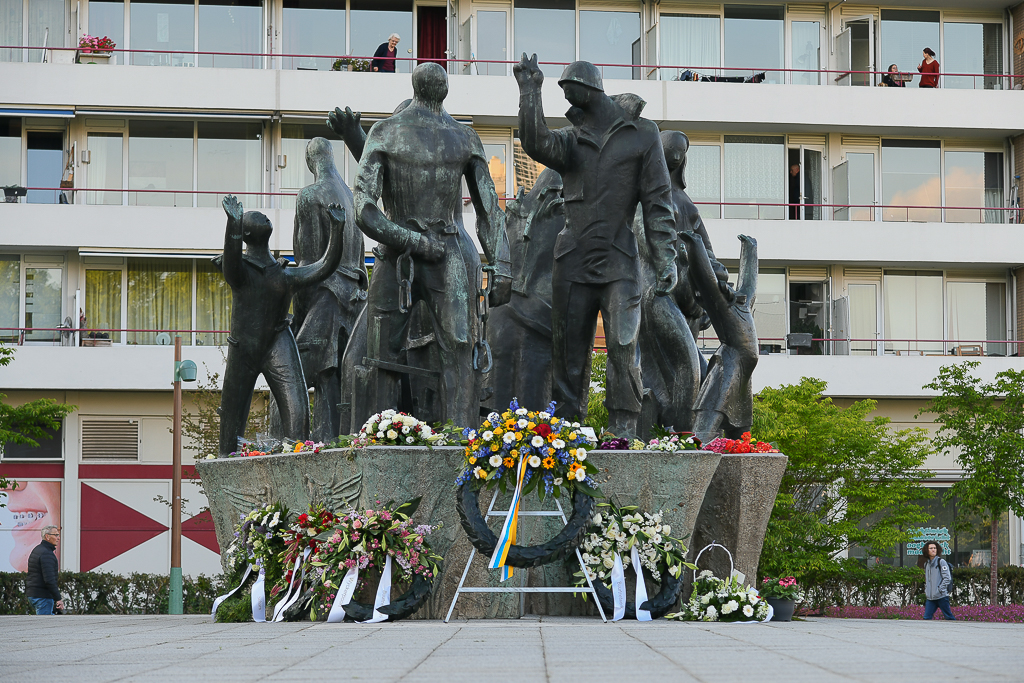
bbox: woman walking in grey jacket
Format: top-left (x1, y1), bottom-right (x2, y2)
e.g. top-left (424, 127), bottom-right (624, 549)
top-left (918, 540), bottom-right (955, 620)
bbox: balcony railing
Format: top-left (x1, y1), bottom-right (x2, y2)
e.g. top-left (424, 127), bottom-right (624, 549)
top-left (5, 46), bottom-right (1022, 91)
top-left (7, 188), bottom-right (1021, 225)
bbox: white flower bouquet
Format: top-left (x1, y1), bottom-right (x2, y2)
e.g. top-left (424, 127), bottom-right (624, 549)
top-left (667, 569), bottom-right (771, 622)
top-left (352, 410), bottom-right (448, 447)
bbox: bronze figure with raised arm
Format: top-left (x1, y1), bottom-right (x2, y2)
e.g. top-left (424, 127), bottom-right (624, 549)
top-left (215, 195), bottom-right (345, 456)
top-left (514, 54), bottom-right (677, 437)
top-left (679, 231), bottom-right (759, 442)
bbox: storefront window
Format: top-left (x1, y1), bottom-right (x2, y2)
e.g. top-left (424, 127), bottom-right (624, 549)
top-left (0, 116), bottom-right (20, 186)
top-left (282, 0), bottom-right (345, 71)
top-left (86, 133), bottom-right (124, 206)
top-left (89, 1), bottom-right (124, 64)
top-left (85, 269), bottom-right (122, 343)
top-left (944, 151), bottom-right (1003, 224)
top-left (942, 23), bottom-right (1002, 90)
top-left (883, 270), bottom-right (942, 354)
top-left (127, 258), bottom-right (192, 345)
top-left (279, 123), bottom-right (348, 209)
top-left (579, 10), bottom-right (640, 81)
top-left (514, 0), bottom-right (574, 79)
top-left (685, 144), bottom-right (720, 219)
top-left (881, 140), bottom-right (940, 223)
top-left (723, 135), bottom-right (784, 220)
top-left (0, 255), bottom-right (18, 343)
top-left (350, 0), bottom-right (412, 73)
top-left (198, 0), bottom-right (262, 68)
top-left (661, 14), bottom-right (719, 80)
top-left (947, 281), bottom-right (1006, 356)
top-left (880, 10), bottom-right (939, 90)
top-left (0, 0), bottom-right (23, 62)
top-left (724, 5), bottom-right (783, 84)
top-left (128, 120), bottom-right (194, 207)
top-left (130, 0), bottom-right (195, 66)
top-left (196, 259), bottom-right (230, 346)
top-left (901, 488), bottom-right (1010, 568)
top-left (24, 266), bottom-right (61, 342)
top-left (197, 121), bottom-right (261, 208)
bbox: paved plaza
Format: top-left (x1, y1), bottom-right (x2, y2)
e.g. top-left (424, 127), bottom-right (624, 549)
top-left (0, 614), bottom-right (1019, 682)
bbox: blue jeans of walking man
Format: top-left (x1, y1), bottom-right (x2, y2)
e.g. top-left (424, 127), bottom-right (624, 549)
top-left (923, 597), bottom-right (956, 620)
top-left (29, 597), bottom-right (55, 615)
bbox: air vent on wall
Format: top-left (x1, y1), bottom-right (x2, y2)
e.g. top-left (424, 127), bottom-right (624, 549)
top-left (844, 267), bottom-right (883, 279)
top-left (81, 419), bottom-right (140, 460)
top-left (788, 266), bottom-right (829, 281)
top-left (842, 136), bottom-right (881, 147)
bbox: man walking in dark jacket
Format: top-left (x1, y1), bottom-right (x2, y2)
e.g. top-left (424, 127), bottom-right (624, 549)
top-left (26, 525), bottom-right (63, 614)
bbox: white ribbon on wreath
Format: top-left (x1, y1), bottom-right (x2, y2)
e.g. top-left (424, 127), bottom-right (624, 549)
top-left (251, 564), bottom-right (267, 622)
top-left (272, 547), bottom-right (312, 622)
top-left (325, 555), bottom-right (394, 624)
top-left (609, 547), bottom-right (653, 622)
top-left (210, 564), bottom-right (253, 622)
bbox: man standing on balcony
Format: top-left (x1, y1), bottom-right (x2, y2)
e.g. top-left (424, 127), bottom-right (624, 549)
top-left (352, 62), bottom-right (511, 428)
top-left (514, 55), bottom-right (677, 437)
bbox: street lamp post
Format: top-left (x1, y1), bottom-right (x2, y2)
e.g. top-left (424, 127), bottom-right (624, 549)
top-left (170, 335), bottom-right (197, 615)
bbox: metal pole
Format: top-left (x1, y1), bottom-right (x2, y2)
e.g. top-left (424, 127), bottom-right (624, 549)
top-left (169, 335), bottom-right (183, 614)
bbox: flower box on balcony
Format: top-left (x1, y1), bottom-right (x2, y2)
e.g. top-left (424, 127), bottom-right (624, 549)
top-left (81, 338), bottom-right (113, 347)
top-left (77, 51), bottom-right (114, 65)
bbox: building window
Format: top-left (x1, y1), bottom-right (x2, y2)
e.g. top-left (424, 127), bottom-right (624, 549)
top-left (282, 0), bottom-right (345, 71)
top-left (943, 22), bottom-right (1002, 90)
top-left (0, 116), bottom-right (20, 186)
top-left (2, 422), bottom-right (62, 459)
top-left (944, 151), bottom-right (1003, 224)
top-left (26, 130), bottom-right (63, 205)
top-left (0, 0), bottom-right (65, 63)
top-left (88, 1), bottom-right (125, 64)
top-left (128, 120), bottom-right (194, 206)
top-left (947, 281), bottom-right (1006, 356)
top-left (0, 255), bottom-right (18, 343)
top-left (196, 259), bottom-right (230, 346)
top-left (880, 10), bottom-right (939, 89)
top-left (685, 144), bottom-right (721, 219)
top-left (881, 140), bottom-right (940, 223)
top-left (86, 132), bottom-right (124, 205)
top-left (578, 10), bottom-right (640, 81)
top-left (0, 0), bottom-right (23, 62)
top-left (24, 265), bottom-right (62, 343)
top-left (723, 135), bottom-right (784, 220)
top-left (130, 0), bottom-right (195, 66)
top-left (197, 121), bottom-right (262, 208)
top-left (883, 270), bottom-right (942, 354)
top-left (198, 0), bottom-right (262, 68)
top-left (514, 0), bottom-right (574, 79)
top-left (350, 0), bottom-right (412, 73)
top-left (127, 258), bottom-right (192, 345)
top-left (790, 20), bottom-right (819, 85)
top-left (279, 123), bottom-right (348, 208)
top-left (660, 14), bottom-right (719, 80)
top-left (85, 269), bottom-right (122, 343)
top-left (724, 5), bottom-right (783, 84)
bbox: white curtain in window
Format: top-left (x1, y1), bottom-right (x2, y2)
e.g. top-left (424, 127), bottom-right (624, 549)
top-left (28, 0), bottom-right (65, 62)
top-left (724, 136), bottom-right (784, 219)
top-left (946, 282), bottom-right (985, 344)
top-left (0, 0), bottom-right (23, 62)
top-left (87, 133), bottom-right (123, 206)
top-left (660, 14), bottom-right (719, 79)
top-left (0, 256), bottom-right (19, 342)
top-left (685, 145), bottom-right (720, 219)
top-left (848, 284), bottom-right (876, 355)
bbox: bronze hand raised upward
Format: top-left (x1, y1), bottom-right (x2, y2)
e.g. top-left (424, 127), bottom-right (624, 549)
top-left (514, 53), bottom-right (544, 90)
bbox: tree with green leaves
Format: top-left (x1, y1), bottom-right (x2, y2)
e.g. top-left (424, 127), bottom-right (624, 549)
top-left (755, 377), bottom-right (934, 579)
top-left (0, 345), bottom-right (76, 505)
top-left (919, 361), bottom-right (1024, 606)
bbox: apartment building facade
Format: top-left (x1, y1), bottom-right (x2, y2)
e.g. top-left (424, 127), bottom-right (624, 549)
top-left (1, 0), bottom-right (1023, 577)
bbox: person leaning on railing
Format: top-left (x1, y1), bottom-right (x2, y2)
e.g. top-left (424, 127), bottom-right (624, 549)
top-left (917, 48), bottom-right (939, 88)
top-left (372, 33), bottom-right (400, 73)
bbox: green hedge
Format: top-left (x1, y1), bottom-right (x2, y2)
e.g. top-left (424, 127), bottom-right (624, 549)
top-left (801, 564), bottom-right (1024, 611)
top-left (0, 572), bottom-right (222, 615)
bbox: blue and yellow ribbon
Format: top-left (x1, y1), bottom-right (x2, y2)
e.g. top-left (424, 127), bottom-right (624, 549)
top-left (489, 456), bottom-right (527, 581)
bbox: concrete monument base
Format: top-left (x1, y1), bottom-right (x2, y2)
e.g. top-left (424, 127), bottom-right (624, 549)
top-left (197, 446), bottom-right (723, 619)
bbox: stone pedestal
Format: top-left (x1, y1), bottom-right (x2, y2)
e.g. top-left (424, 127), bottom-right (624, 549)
top-left (688, 454), bottom-right (788, 585)
top-left (197, 446), bottom-right (723, 619)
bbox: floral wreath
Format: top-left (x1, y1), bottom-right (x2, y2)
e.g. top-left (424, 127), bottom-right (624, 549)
top-left (307, 497), bottom-right (443, 622)
top-left (666, 544), bottom-right (771, 623)
top-left (456, 399), bottom-right (600, 570)
top-left (347, 410), bottom-right (449, 447)
top-left (573, 501), bottom-right (694, 619)
top-left (273, 504), bottom-right (339, 603)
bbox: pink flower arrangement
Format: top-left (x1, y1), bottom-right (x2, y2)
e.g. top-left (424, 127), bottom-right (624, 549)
top-left (760, 575), bottom-right (805, 601)
top-left (78, 35), bottom-right (116, 53)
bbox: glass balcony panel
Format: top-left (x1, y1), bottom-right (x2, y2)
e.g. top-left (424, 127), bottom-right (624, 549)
top-left (661, 14), bottom-right (719, 81)
top-left (88, 1), bottom-right (124, 64)
top-left (85, 269), bottom-right (122, 343)
top-left (881, 141), bottom-right (939, 223)
top-left (724, 135), bottom-right (784, 220)
top-left (24, 267), bottom-right (62, 343)
top-left (514, 0), bottom-right (574, 79)
top-left (724, 5), bottom-right (783, 84)
top-left (350, 0), bottom-right (413, 73)
top-left (86, 133), bottom-right (124, 206)
top-left (579, 10), bottom-right (640, 81)
top-left (128, 120), bottom-right (194, 207)
top-left (0, 255), bottom-right (19, 343)
top-left (197, 121), bottom-right (262, 208)
top-left (198, 0), bottom-right (262, 69)
top-left (880, 10), bottom-right (939, 90)
top-left (282, 0), bottom-right (345, 71)
top-left (0, 0), bottom-right (23, 62)
top-left (130, 0), bottom-right (195, 67)
top-left (127, 258), bottom-right (192, 345)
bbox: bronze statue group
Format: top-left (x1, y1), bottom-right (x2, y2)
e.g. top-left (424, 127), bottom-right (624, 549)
top-left (215, 57), bottom-right (759, 458)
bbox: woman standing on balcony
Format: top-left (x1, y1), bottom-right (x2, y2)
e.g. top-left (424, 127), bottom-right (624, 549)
top-left (372, 33), bottom-right (401, 73)
top-left (917, 48), bottom-right (939, 88)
